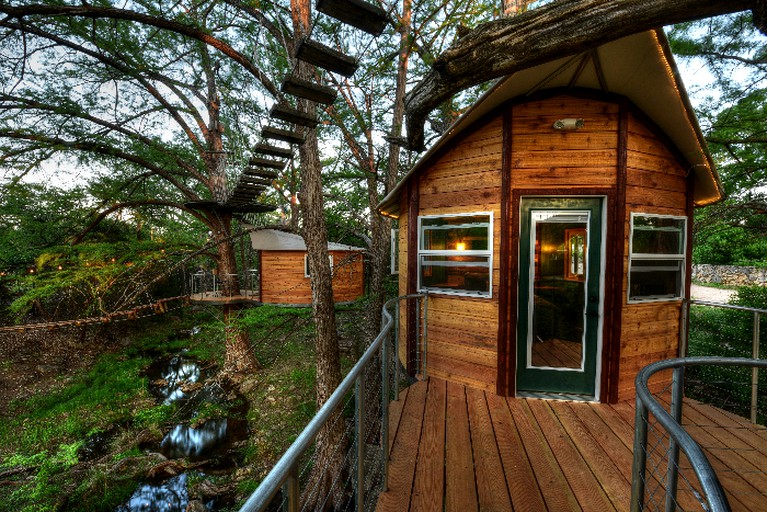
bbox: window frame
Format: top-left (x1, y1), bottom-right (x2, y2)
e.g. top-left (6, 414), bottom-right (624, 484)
top-left (304, 254), bottom-right (333, 278)
top-left (391, 228), bottom-right (399, 275)
top-left (627, 212), bottom-right (687, 303)
top-left (417, 211), bottom-right (493, 298)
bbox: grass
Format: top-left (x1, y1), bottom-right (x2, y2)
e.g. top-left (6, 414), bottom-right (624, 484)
top-left (0, 302), bottom-right (343, 511)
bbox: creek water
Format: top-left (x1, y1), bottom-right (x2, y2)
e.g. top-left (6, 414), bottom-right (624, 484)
top-left (117, 351), bottom-right (246, 511)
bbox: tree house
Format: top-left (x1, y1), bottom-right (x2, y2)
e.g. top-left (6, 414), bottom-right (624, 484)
top-left (247, 228), bottom-right (365, 305)
top-left (378, 30), bottom-right (723, 403)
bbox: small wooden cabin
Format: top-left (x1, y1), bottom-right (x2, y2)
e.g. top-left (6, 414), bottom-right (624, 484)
top-left (248, 228), bottom-right (365, 305)
top-left (378, 30), bottom-right (723, 403)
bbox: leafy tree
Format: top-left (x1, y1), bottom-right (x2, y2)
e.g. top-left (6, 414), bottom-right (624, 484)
top-left (669, 13), bottom-right (767, 265)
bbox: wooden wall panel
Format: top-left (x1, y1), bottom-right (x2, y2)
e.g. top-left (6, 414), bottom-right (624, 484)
top-left (616, 112), bottom-right (690, 401)
top-left (510, 97), bottom-right (619, 190)
top-left (415, 115), bottom-right (504, 391)
top-left (260, 250), bottom-right (364, 305)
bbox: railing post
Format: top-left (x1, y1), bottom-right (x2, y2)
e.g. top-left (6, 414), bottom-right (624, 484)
top-left (394, 299), bottom-right (400, 401)
top-left (381, 315), bottom-right (390, 492)
top-left (415, 297), bottom-right (421, 375)
top-left (665, 365), bottom-right (685, 512)
top-left (752, 311), bottom-right (761, 424)
top-left (283, 469), bottom-right (299, 512)
top-left (355, 372), bottom-right (366, 511)
top-left (422, 293), bottom-right (429, 379)
top-left (631, 397), bottom-right (649, 512)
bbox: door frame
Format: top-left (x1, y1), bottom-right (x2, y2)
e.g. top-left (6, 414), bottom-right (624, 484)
top-left (497, 190), bottom-right (616, 401)
top-left (516, 197), bottom-right (605, 398)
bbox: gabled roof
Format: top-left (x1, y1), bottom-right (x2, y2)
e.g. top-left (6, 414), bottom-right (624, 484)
top-left (379, 29), bottom-right (722, 217)
top-left (247, 228), bottom-right (365, 252)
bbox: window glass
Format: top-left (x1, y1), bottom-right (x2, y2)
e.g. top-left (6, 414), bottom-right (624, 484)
top-left (628, 214), bottom-right (686, 302)
top-left (418, 213), bottom-right (492, 297)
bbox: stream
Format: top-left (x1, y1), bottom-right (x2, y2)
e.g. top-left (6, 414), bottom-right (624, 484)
top-left (116, 349), bottom-right (247, 511)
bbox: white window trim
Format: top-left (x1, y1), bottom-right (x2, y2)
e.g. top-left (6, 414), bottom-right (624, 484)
top-left (417, 211), bottom-right (493, 298)
top-left (391, 228), bottom-right (399, 275)
top-left (304, 254), bottom-right (333, 278)
top-left (627, 212), bottom-right (687, 303)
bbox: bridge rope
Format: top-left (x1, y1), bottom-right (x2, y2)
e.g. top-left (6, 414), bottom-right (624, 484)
top-left (0, 295), bottom-right (191, 333)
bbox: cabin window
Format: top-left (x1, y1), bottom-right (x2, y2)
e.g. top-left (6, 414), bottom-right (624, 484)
top-left (305, 254), bottom-right (333, 278)
top-left (391, 228), bottom-right (399, 274)
top-left (628, 213), bottom-right (687, 302)
top-left (418, 212), bottom-right (493, 297)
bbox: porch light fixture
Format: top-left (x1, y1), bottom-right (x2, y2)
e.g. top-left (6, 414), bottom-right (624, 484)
top-left (455, 241), bottom-right (466, 251)
top-left (553, 118), bottom-right (584, 130)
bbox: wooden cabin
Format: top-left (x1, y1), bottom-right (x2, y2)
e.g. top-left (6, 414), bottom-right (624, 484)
top-left (378, 30), bottom-right (723, 403)
top-left (248, 228), bottom-right (365, 305)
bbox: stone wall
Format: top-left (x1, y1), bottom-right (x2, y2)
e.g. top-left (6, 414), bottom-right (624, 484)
top-left (692, 264), bottom-right (767, 287)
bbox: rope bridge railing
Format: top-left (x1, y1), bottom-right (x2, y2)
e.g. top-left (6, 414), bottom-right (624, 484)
top-left (238, 293), bottom-right (428, 512)
top-left (631, 357), bottom-right (767, 512)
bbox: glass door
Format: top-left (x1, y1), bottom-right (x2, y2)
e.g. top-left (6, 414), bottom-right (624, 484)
top-left (516, 197), bottom-right (603, 396)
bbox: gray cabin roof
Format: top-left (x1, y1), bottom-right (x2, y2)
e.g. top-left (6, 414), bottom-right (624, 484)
top-left (247, 228), bottom-right (365, 252)
top-left (378, 29), bottom-right (722, 217)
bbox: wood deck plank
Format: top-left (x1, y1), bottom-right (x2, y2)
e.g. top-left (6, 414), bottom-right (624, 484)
top-left (526, 399), bottom-right (617, 512)
top-left (410, 379), bottom-right (447, 512)
top-left (445, 381), bottom-right (478, 512)
top-left (376, 382), bottom-right (427, 512)
top-left (377, 378), bottom-right (767, 512)
top-left (555, 401), bottom-right (633, 509)
top-left (507, 398), bottom-right (582, 511)
top-left (486, 392), bottom-right (547, 511)
top-left (466, 387), bottom-right (513, 511)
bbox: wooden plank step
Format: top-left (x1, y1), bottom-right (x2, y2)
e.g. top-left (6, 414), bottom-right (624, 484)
top-left (248, 157), bottom-right (286, 170)
top-left (253, 143), bottom-right (292, 159)
top-left (270, 103), bottom-right (319, 128)
top-left (281, 75), bottom-right (337, 105)
top-left (295, 38), bottom-right (358, 77)
top-left (262, 125), bottom-right (305, 145)
top-left (245, 168), bottom-right (279, 180)
top-left (223, 203), bottom-right (277, 214)
top-left (316, 0), bottom-right (388, 36)
top-left (239, 176), bottom-right (271, 187)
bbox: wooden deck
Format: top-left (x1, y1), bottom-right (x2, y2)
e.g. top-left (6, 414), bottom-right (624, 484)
top-left (377, 378), bottom-right (767, 512)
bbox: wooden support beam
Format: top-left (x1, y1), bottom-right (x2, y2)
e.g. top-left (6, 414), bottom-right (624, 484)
top-left (316, 0), bottom-right (388, 36)
top-left (281, 75), bottom-right (337, 105)
top-left (295, 38), bottom-right (358, 77)
top-left (248, 157), bottom-right (287, 170)
top-left (253, 143), bottom-right (292, 159)
top-left (262, 125), bottom-right (305, 145)
top-left (270, 103), bottom-right (319, 128)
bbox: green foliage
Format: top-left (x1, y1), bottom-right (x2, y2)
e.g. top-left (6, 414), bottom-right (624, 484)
top-left (687, 285), bottom-right (767, 420)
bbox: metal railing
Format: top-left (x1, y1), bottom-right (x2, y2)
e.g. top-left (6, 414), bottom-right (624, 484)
top-left (685, 299), bottom-right (766, 423)
top-left (631, 357), bottom-right (767, 512)
top-left (190, 270), bottom-right (259, 299)
top-left (238, 293), bottom-right (428, 512)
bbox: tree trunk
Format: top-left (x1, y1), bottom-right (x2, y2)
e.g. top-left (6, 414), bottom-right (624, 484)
top-left (210, 212), bottom-right (260, 374)
top-left (291, 0), bottom-right (346, 507)
top-left (405, 0), bottom-right (763, 150)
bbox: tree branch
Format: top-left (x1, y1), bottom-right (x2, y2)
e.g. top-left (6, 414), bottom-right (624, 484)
top-left (0, 3), bottom-right (281, 98)
top-left (405, 0), bottom-right (763, 150)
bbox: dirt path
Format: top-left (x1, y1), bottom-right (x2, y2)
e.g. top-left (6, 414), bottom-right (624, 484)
top-left (690, 283), bottom-right (735, 303)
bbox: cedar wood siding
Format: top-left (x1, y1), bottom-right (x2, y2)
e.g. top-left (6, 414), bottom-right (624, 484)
top-left (616, 112), bottom-right (690, 401)
top-left (260, 250), bottom-right (364, 305)
top-left (399, 93), bottom-right (690, 401)
top-left (412, 115), bottom-right (505, 392)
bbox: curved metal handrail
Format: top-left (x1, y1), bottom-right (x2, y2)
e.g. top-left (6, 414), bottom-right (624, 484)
top-left (239, 293), bottom-right (426, 512)
top-left (631, 356), bottom-right (767, 512)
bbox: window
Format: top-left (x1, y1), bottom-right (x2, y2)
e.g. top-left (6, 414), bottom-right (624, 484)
top-left (628, 213), bottom-right (687, 302)
top-left (304, 254), bottom-right (333, 278)
top-left (418, 212), bottom-right (492, 297)
top-left (391, 228), bottom-right (399, 275)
